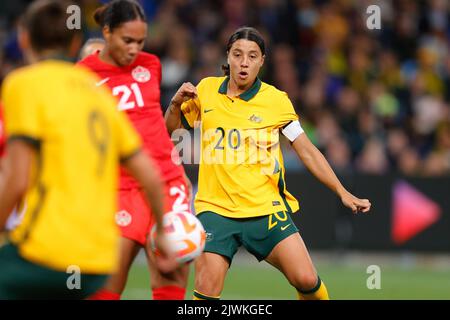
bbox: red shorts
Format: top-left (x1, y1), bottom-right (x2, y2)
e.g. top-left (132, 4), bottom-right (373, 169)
top-left (115, 176), bottom-right (191, 246)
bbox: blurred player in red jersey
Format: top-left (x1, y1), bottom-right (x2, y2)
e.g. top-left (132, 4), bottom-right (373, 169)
top-left (78, 0), bottom-right (191, 300)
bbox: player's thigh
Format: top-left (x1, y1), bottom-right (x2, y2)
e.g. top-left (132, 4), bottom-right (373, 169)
top-left (194, 252), bottom-right (230, 296)
top-left (241, 211), bottom-right (298, 262)
top-left (194, 212), bottom-right (241, 296)
top-left (265, 232), bottom-right (318, 289)
top-left (197, 211), bottom-right (241, 264)
top-left (117, 237), bottom-right (142, 271)
top-left (104, 237), bottom-right (141, 292)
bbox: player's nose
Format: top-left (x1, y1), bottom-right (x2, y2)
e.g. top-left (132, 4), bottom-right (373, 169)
top-left (241, 57), bottom-right (249, 67)
top-left (128, 49), bottom-right (138, 57)
top-left (128, 45), bottom-right (139, 57)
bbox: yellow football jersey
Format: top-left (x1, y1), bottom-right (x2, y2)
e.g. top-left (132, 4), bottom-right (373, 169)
top-left (181, 76), bottom-right (299, 218)
top-left (2, 60), bottom-right (141, 273)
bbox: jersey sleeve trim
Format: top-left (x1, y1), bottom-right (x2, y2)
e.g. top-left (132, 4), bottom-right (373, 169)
top-left (7, 135), bottom-right (41, 149)
top-left (180, 111), bottom-right (193, 130)
top-left (120, 147), bottom-right (142, 164)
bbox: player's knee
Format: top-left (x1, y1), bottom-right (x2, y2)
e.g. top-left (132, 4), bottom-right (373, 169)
top-left (195, 274), bottom-right (219, 295)
top-left (150, 264), bottom-right (189, 289)
top-left (290, 272), bottom-right (319, 291)
top-left (195, 268), bottom-right (222, 296)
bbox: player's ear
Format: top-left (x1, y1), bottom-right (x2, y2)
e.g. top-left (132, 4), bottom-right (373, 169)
top-left (17, 25), bottom-right (30, 53)
top-left (102, 26), bottom-right (111, 41)
top-left (260, 54), bottom-right (265, 68)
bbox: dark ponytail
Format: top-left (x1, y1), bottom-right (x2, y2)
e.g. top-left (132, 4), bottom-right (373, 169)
top-left (222, 27), bottom-right (266, 76)
top-left (94, 0), bottom-right (146, 31)
top-left (93, 5), bottom-right (107, 26)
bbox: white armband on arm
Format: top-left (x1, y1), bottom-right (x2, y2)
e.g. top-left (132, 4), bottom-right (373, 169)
top-left (281, 120), bottom-right (304, 142)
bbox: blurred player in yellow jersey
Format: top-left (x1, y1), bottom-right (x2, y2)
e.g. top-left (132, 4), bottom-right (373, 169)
top-left (165, 27), bottom-right (372, 300)
top-left (0, 0), bottom-right (177, 300)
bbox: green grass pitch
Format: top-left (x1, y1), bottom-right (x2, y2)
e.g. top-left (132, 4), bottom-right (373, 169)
top-left (122, 251), bottom-right (450, 300)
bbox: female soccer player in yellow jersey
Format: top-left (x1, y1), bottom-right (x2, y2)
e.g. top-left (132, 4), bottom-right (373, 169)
top-left (0, 0), bottom-right (177, 300)
top-left (165, 27), bottom-right (371, 300)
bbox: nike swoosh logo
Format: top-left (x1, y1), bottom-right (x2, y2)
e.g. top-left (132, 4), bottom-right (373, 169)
top-left (204, 109), bottom-right (214, 113)
top-left (281, 224), bottom-right (291, 231)
top-left (96, 77), bottom-right (110, 87)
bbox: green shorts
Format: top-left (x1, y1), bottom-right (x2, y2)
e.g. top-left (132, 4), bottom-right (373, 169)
top-left (197, 211), bottom-right (299, 264)
top-left (0, 243), bottom-right (108, 300)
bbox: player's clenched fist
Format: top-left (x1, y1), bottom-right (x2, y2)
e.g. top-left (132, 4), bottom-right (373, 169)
top-left (171, 82), bottom-right (198, 106)
top-left (340, 191), bottom-right (371, 214)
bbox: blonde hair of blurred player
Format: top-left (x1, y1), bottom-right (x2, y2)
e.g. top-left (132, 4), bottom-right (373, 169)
top-left (79, 38), bottom-right (105, 61)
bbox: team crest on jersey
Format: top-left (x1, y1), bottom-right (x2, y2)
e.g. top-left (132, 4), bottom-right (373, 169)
top-left (132, 66), bottom-right (151, 83)
top-left (205, 232), bottom-right (214, 242)
top-left (115, 210), bottom-right (132, 227)
top-left (249, 114), bottom-right (263, 123)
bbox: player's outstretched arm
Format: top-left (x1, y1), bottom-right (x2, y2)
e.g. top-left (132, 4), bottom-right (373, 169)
top-left (164, 82), bottom-right (197, 135)
top-left (0, 140), bottom-right (33, 230)
top-left (291, 133), bottom-right (371, 214)
top-left (123, 151), bottom-right (178, 273)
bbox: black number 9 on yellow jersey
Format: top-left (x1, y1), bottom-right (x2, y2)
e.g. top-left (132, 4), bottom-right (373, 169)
top-left (88, 110), bottom-right (110, 177)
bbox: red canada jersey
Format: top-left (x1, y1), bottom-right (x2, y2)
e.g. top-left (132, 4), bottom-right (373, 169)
top-left (0, 104), bottom-right (5, 158)
top-left (78, 51), bottom-right (184, 189)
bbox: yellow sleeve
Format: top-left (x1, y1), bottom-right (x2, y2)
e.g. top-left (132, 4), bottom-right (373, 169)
top-left (180, 79), bottom-right (208, 130)
top-left (277, 92), bottom-right (299, 128)
top-left (2, 72), bottom-right (42, 146)
top-left (180, 97), bottom-right (201, 130)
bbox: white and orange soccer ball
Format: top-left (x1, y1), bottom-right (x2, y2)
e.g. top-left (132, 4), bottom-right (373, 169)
top-left (150, 211), bottom-right (206, 264)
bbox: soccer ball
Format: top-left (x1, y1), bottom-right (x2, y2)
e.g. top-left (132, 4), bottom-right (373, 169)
top-left (150, 211), bottom-right (206, 264)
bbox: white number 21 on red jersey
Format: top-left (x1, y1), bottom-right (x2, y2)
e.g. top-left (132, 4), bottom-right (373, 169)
top-left (113, 83), bottom-right (144, 111)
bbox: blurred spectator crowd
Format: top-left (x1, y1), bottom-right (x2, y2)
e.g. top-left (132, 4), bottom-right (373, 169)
top-left (1, 0), bottom-right (450, 176)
